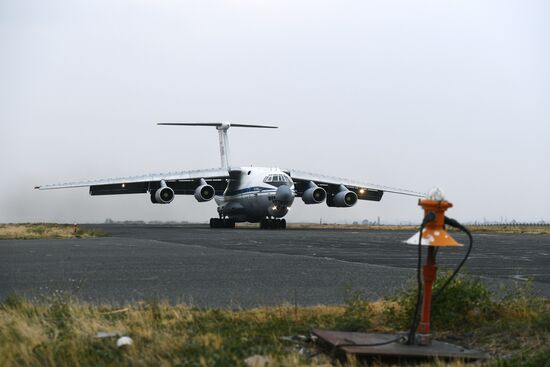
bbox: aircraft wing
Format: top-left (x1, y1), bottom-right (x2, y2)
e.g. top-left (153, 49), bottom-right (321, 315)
top-left (35, 168), bottom-right (230, 196)
top-left (288, 169), bottom-right (425, 201)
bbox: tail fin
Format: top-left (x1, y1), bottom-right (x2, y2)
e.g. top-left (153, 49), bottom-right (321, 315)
top-left (157, 122), bottom-right (278, 169)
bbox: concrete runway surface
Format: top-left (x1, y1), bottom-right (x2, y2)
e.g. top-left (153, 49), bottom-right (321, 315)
top-left (1, 225), bottom-right (549, 307)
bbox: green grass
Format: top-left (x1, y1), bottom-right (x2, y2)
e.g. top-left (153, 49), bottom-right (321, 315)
top-left (1, 277), bottom-right (549, 366)
top-left (0, 224), bottom-right (107, 240)
top-left (383, 272), bottom-right (496, 331)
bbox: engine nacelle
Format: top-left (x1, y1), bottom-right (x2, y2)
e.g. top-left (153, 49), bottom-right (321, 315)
top-left (302, 187), bottom-right (327, 204)
top-left (327, 185), bottom-right (358, 207)
top-left (194, 183), bottom-right (215, 202)
top-left (151, 186), bottom-right (174, 204)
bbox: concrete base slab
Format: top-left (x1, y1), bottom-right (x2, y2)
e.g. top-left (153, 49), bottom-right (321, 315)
top-left (313, 329), bottom-right (488, 362)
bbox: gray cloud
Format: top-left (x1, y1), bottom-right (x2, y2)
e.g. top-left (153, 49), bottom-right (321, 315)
top-left (1, 0), bottom-right (549, 224)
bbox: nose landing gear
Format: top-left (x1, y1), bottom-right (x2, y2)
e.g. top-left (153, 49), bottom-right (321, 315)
top-left (209, 218), bottom-right (236, 228)
top-left (260, 218), bottom-right (286, 230)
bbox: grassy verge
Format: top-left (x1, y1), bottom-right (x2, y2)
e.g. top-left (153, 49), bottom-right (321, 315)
top-left (460, 225), bottom-right (550, 235)
top-left (1, 276), bottom-right (548, 366)
top-left (0, 224), bottom-right (108, 240)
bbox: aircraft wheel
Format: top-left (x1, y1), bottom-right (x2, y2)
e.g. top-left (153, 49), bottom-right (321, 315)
top-left (211, 218), bottom-right (234, 229)
top-left (210, 218), bottom-right (219, 228)
top-left (259, 219), bottom-right (286, 230)
top-left (260, 219), bottom-right (275, 230)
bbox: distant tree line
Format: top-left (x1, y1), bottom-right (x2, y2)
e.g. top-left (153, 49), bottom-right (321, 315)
top-left (466, 221), bottom-right (549, 227)
top-left (104, 219), bottom-right (189, 225)
top-left (356, 219), bottom-right (549, 227)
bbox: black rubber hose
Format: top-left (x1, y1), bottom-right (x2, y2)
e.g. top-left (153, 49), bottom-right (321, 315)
top-left (332, 214), bottom-right (471, 348)
top-left (432, 216), bottom-right (473, 301)
top-left (406, 211), bottom-right (436, 345)
top-left (334, 213), bottom-right (435, 349)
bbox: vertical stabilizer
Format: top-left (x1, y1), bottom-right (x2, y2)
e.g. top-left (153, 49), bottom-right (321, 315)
top-left (157, 122), bottom-right (278, 170)
top-left (216, 123), bottom-right (231, 169)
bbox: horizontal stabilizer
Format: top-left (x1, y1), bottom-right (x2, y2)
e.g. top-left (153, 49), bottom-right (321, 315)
top-left (157, 122), bottom-right (277, 129)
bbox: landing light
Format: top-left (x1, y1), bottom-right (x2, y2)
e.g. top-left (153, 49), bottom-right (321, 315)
top-left (121, 183), bottom-right (126, 188)
top-left (359, 188), bottom-right (366, 194)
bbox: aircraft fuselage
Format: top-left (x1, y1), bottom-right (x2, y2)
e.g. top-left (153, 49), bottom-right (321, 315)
top-left (215, 167), bottom-right (295, 222)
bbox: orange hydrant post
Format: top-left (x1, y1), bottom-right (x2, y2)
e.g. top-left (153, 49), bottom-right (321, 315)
top-left (416, 246), bottom-right (437, 345)
top-left (413, 198), bottom-right (461, 346)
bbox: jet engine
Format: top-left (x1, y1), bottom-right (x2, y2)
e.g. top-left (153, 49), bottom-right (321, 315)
top-left (327, 185), bottom-right (358, 207)
top-left (302, 183), bottom-right (326, 204)
top-left (194, 179), bottom-right (215, 202)
top-left (194, 184), bottom-right (215, 202)
top-left (151, 181), bottom-right (174, 204)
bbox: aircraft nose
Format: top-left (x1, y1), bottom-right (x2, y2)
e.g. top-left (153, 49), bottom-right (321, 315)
top-left (275, 185), bottom-right (294, 204)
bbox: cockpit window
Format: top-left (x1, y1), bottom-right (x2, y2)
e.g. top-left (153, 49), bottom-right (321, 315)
top-left (263, 174), bottom-right (291, 184)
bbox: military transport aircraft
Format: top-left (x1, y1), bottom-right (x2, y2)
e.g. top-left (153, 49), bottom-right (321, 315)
top-left (36, 123), bottom-right (424, 229)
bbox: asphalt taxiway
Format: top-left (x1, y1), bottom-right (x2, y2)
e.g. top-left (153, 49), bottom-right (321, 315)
top-left (1, 225), bottom-right (549, 306)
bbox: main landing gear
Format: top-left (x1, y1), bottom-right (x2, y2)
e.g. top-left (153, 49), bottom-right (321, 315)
top-left (210, 218), bottom-right (235, 228)
top-left (260, 218), bottom-right (286, 230)
top-left (209, 217), bottom-right (287, 229)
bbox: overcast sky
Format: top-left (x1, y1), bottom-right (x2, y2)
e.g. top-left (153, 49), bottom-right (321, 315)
top-left (1, 0), bottom-right (548, 224)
